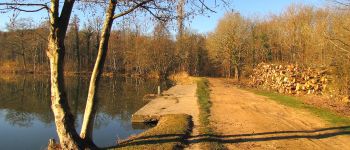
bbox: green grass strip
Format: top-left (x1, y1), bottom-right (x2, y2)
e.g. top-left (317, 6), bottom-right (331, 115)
top-left (251, 90), bottom-right (350, 130)
top-left (197, 78), bottom-right (212, 133)
top-left (196, 78), bottom-right (226, 150)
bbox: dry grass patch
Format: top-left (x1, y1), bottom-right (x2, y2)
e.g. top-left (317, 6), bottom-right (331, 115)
top-left (168, 72), bottom-right (194, 85)
top-left (108, 114), bottom-right (192, 150)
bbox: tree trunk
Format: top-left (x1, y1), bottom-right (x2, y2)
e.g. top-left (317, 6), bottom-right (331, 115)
top-left (46, 0), bottom-right (96, 149)
top-left (47, 35), bottom-right (85, 149)
top-left (22, 52), bottom-right (27, 71)
top-left (234, 64), bottom-right (239, 80)
top-left (86, 33), bottom-right (91, 71)
top-left (80, 1), bottom-right (116, 143)
top-left (74, 20), bottom-right (81, 72)
top-left (176, 0), bottom-right (188, 72)
top-left (21, 38), bottom-right (27, 71)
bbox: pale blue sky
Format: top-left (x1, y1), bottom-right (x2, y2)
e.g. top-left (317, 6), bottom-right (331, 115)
top-left (189, 0), bottom-right (325, 33)
top-left (0, 0), bottom-right (326, 33)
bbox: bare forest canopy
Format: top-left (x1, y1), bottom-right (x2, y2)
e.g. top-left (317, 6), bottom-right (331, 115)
top-left (0, 2), bottom-right (350, 93)
top-left (0, 19), bottom-right (210, 77)
top-left (0, 3), bottom-right (349, 78)
top-left (205, 4), bottom-right (350, 97)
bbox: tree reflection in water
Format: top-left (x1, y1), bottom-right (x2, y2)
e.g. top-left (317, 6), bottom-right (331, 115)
top-left (5, 110), bottom-right (34, 127)
top-left (0, 75), bottom-right (171, 149)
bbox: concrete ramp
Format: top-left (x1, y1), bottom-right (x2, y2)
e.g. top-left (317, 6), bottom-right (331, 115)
top-left (131, 84), bottom-right (198, 123)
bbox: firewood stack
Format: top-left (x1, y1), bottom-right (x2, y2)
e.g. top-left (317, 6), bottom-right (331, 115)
top-left (250, 63), bottom-right (330, 95)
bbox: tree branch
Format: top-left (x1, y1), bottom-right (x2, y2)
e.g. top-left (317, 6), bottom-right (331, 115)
top-left (342, 26), bottom-right (350, 33)
top-left (112, 0), bottom-right (154, 19)
top-left (324, 32), bottom-right (350, 48)
top-left (140, 5), bottom-right (169, 22)
top-left (329, 37), bottom-right (350, 47)
top-left (8, 6), bottom-right (47, 12)
top-left (0, 2), bottom-right (49, 14)
top-left (0, 2), bottom-right (49, 8)
top-left (198, 0), bottom-right (216, 13)
top-left (324, 32), bottom-right (350, 55)
top-left (58, 0), bottom-right (76, 38)
top-left (333, 0), bottom-right (350, 7)
top-left (49, 0), bottom-right (59, 31)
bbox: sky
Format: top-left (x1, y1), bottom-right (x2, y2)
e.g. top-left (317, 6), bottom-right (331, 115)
top-left (0, 0), bottom-right (326, 33)
top-left (189, 0), bottom-right (325, 33)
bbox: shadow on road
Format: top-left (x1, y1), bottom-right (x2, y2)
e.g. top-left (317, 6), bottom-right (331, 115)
top-left (104, 126), bottom-right (350, 149)
top-left (187, 126), bottom-right (350, 144)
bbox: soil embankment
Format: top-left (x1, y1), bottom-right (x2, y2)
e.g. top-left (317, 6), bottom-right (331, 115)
top-left (208, 78), bottom-right (350, 150)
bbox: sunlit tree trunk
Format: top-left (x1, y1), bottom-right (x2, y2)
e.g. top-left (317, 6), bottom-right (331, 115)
top-left (46, 0), bottom-right (93, 149)
top-left (47, 35), bottom-right (85, 149)
top-left (234, 64), bottom-right (239, 80)
top-left (176, 0), bottom-right (187, 72)
top-left (80, 0), bottom-right (116, 142)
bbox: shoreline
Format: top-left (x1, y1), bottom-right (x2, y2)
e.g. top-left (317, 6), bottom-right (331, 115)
top-left (0, 71), bottom-right (166, 80)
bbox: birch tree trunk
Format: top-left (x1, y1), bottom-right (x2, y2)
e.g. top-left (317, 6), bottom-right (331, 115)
top-left (47, 34), bottom-right (85, 150)
top-left (80, 1), bottom-right (116, 142)
top-left (46, 0), bottom-right (94, 149)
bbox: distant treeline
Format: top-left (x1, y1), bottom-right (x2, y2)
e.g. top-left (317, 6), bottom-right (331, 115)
top-left (0, 16), bottom-right (210, 78)
top-left (206, 4), bottom-right (350, 96)
top-left (1, 4), bottom-right (350, 92)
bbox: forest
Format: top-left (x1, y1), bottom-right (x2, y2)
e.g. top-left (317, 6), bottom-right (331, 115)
top-left (1, 3), bottom-right (349, 95)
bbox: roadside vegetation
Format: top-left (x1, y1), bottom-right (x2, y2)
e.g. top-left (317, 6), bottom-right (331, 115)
top-left (251, 90), bottom-right (350, 130)
top-left (196, 78), bottom-right (226, 149)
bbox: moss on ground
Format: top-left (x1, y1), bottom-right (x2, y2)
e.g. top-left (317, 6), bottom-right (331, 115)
top-left (107, 114), bottom-right (192, 150)
top-left (251, 90), bottom-right (350, 130)
top-left (196, 78), bottom-right (226, 150)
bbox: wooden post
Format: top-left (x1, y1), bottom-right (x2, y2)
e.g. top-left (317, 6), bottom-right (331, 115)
top-left (158, 86), bottom-right (161, 95)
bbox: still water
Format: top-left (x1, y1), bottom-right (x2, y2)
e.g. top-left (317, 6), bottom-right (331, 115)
top-left (0, 75), bottom-right (169, 150)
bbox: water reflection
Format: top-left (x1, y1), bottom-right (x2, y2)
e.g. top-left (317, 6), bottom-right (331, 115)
top-left (5, 110), bottom-right (34, 127)
top-left (0, 75), bottom-right (170, 149)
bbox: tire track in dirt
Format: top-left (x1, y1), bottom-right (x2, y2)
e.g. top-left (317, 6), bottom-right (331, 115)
top-left (208, 78), bottom-right (350, 150)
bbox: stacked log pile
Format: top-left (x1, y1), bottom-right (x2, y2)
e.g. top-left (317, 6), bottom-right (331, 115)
top-left (250, 63), bottom-right (330, 95)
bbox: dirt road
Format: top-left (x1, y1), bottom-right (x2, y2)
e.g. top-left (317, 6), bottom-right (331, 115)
top-left (208, 78), bottom-right (350, 150)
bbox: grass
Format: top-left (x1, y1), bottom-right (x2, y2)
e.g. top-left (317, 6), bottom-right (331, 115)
top-left (197, 78), bottom-right (211, 132)
top-left (251, 90), bottom-right (350, 130)
top-left (109, 114), bottom-right (192, 150)
top-left (196, 78), bottom-right (226, 150)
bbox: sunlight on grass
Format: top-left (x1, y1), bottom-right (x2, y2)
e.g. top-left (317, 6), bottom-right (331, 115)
top-left (111, 114), bottom-right (192, 150)
top-left (197, 78), bottom-right (226, 150)
top-left (252, 90), bottom-right (350, 130)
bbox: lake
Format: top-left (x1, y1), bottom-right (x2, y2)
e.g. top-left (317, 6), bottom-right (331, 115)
top-left (0, 75), bottom-right (169, 150)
